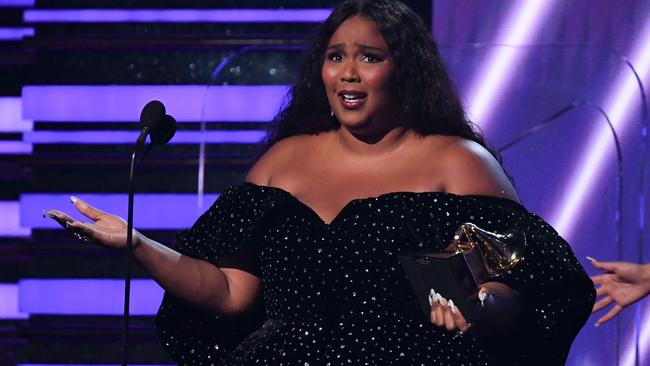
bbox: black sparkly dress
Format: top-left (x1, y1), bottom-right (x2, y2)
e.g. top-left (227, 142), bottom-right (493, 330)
top-left (156, 183), bottom-right (595, 365)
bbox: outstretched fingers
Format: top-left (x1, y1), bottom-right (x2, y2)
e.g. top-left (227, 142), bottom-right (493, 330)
top-left (72, 196), bottom-right (107, 222)
top-left (594, 284), bottom-right (608, 298)
top-left (592, 295), bottom-right (613, 313)
top-left (45, 209), bottom-right (77, 229)
top-left (596, 304), bottom-right (623, 326)
top-left (589, 258), bottom-right (618, 273)
top-left (45, 209), bottom-right (94, 242)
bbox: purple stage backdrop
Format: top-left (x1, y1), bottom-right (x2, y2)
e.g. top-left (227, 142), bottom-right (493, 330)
top-left (2, 1), bottom-right (650, 365)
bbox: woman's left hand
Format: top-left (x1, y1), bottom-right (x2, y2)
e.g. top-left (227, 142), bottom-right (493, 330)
top-left (428, 289), bottom-right (475, 333)
top-left (429, 281), bottom-right (520, 336)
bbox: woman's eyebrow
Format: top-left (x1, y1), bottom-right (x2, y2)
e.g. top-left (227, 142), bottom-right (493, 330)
top-left (358, 44), bottom-right (385, 52)
top-left (326, 43), bottom-right (386, 52)
top-left (327, 43), bottom-right (344, 50)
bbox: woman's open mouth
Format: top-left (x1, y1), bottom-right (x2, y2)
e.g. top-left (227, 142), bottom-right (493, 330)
top-left (338, 91), bottom-right (368, 110)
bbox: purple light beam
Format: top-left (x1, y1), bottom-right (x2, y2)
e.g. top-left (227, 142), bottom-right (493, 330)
top-left (22, 85), bottom-right (288, 122)
top-left (0, 97), bottom-right (33, 131)
top-left (0, 27), bottom-right (33, 40)
top-left (23, 9), bottom-right (331, 23)
top-left (22, 130), bottom-right (265, 144)
top-left (18, 279), bottom-right (162, 315)
top-left (0, 201), bottom-right (30, 237)
top-left (550, 15), bottom-right (650, 239)
top-left (465, 0), bottom-right (557, 128)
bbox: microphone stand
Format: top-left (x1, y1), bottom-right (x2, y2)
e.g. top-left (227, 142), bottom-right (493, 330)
top-left (122, 129), bottom-right (149, 366)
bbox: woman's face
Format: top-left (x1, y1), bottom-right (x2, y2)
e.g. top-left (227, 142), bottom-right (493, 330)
top-left (322, 16), bottom-right (398, 135)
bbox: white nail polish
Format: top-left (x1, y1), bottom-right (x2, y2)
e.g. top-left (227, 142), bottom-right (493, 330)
top-left (586, 256), bottom-right (597, 261)
top-left (478, 292), bottom-right (487, 307)
top-left (428, 289), bottom-right (436, 306)
top-left (70, 196), bottom-right (78, 204)
top-left (594, 322), bottom-right (600, 327)
top-left (448, 299), bottom-right (457, 314)
top-left (435, 293), bottom-right (443, 303)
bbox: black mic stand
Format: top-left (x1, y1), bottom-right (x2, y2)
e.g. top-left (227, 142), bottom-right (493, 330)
top-left (122, 127), bottom-right (150, 366)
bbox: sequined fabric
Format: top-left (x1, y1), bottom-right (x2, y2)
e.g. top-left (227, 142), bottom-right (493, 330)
top-left (156, 182), bottom-right (595, 365)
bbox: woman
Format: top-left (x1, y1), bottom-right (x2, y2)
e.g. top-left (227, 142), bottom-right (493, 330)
top-left (47, 1), bottom-right (595, 364)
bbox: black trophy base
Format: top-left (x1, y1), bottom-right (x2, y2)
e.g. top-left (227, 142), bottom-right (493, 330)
top-left (398, 246), bottom-right (488, 323)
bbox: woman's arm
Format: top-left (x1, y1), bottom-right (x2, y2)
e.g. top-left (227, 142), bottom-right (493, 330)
top-left (46, 140), bottom-right (299, 316)
top-left (46, 199), bottom-right (261, 316)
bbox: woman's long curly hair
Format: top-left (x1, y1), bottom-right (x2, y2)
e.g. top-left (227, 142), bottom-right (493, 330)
top-left (263, 0), bottom-right (495, 159)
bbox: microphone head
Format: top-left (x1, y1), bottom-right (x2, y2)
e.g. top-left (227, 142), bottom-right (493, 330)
top-left (139, 100), bottom-right (165, 129)
top-left (150, 114), bottom-right (176, 145)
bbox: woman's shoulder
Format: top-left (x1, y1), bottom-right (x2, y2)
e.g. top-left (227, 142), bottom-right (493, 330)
top-left (422, 135), bottom-right (520, 203)
top-left (246, 133), bottom-right (327, 186)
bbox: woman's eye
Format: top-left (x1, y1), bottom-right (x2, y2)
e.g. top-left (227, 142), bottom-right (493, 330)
top-left (327, 53), bottom-right (343, 62)
top-left (361, 54), bottom-right (383, 63)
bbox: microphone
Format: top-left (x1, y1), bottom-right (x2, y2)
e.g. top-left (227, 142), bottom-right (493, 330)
top-left (122, 100), bottom-right (176, 366)
top-left (137, 100), bottom-right (176, 145)
top-left (150, 114), bottom-right (176, 145)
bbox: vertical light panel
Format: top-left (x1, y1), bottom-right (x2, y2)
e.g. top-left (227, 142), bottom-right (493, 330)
top-left (464, 0), bottom-right (556, 127)
top-left (550, 15), bottom-right (650, 238)
top-left (621, 302), bottom-right (650, 366)
top-left (637, 303), bottom-right (650, 365)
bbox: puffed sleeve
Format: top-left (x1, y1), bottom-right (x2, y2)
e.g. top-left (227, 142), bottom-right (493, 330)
top-left (155, 183), bottom-right (284, 364)
top-left (440, 195), bottom-right (596, 365)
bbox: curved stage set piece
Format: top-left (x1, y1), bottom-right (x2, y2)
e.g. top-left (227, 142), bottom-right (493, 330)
top-left (1, 0), bottom-right (649, 365)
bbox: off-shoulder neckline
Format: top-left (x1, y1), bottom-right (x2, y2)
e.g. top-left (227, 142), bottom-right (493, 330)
top-left (239, 182), bottom-right (525, 226)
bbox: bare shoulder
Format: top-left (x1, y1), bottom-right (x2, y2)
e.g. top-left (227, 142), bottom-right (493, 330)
top-left (245, 134), bottom-right (317, 185)
top-left (436, 136), bottom-right (520, 202)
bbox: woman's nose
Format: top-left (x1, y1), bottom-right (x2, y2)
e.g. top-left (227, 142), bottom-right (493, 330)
top-left (340, 61), bottom-right (360, 83)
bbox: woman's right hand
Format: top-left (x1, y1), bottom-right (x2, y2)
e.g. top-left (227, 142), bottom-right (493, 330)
top-left (45, 196), bottom-right (139, 249)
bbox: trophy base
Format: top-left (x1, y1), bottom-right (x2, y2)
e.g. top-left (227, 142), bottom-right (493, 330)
top-left (398, 246), bottom-right (488, 323)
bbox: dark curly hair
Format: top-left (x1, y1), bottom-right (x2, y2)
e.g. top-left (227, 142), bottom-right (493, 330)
top-left (263, 0), bottom-right (494, 158)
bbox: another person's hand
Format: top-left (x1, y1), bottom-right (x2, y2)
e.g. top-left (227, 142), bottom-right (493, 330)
top-left (45, 196), bottom-right (140, 249)
top-left (590, 258), bottom-right (650, 325)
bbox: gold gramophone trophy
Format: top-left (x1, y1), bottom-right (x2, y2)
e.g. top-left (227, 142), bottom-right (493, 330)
top-left (399, 223), bottom-right (526, 323)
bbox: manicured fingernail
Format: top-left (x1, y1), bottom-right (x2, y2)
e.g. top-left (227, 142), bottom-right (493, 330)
top-left (586, 256), bottom-right (597, 261)
top-left (478, 291), bottom-right (487, 307)
top-left (70, 196), bottom-right (78, 204)
top-left (428, 289), bottom-right (436, 305)
top-left (594, 322), bottom-right (600, 327)
top-left (448, 299), bottom-right (457, 314)
top-left (435, 293), bottom-right (443, 303)
top-left (439, 298), bottom-right (447, 306)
